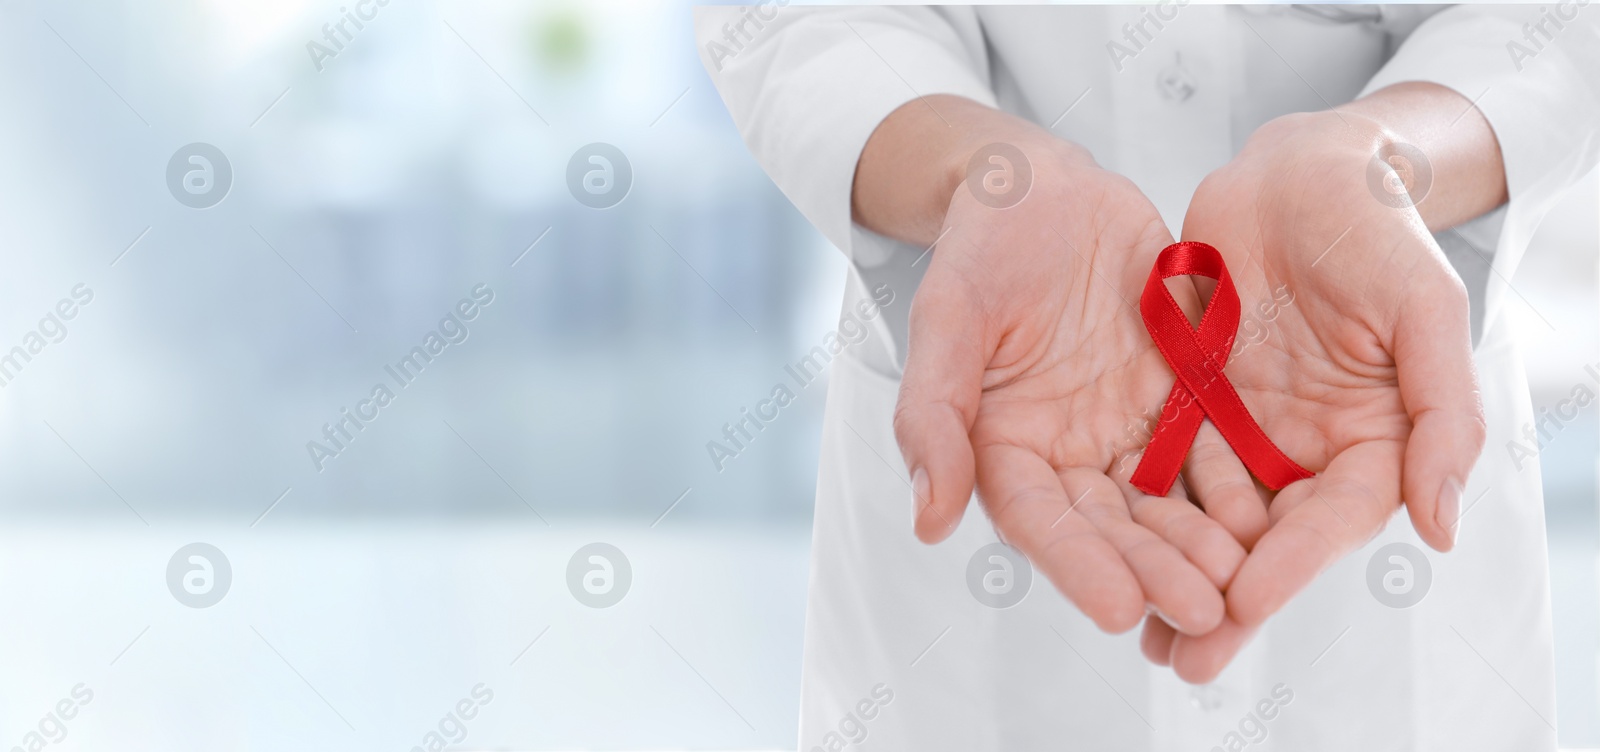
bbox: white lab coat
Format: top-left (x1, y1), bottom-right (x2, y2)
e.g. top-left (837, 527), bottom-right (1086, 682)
top-left (698, 6), bottom-right (1600, 750)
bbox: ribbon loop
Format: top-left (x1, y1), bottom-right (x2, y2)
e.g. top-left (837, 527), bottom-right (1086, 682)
top-left (1129, 242), bottom-right (1314, 496)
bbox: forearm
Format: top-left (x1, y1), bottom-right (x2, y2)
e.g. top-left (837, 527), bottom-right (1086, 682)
top-left (1340, 82), bottom-right (1508, 232)
top-left (851, 94), bottom-right (1093, 247)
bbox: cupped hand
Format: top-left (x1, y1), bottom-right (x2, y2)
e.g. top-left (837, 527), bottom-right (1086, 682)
top-left (893, 132), bottom-right (1246, 636)
top-left (1137, 110), bottom-right (1487, 681)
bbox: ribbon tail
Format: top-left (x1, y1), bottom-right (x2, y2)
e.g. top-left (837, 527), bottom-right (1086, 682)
top-left (1130, 382), bottom-right (1205, 496)
top-left (1175, 361), bottom-right (1314, 491)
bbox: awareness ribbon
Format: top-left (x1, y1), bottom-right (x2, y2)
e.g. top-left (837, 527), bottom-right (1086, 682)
top-left (1129, 242), bottom-right (1314, 496)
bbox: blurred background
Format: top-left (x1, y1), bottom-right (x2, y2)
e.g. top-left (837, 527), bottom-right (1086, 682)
top-left (0, 1), bottom-right (1593, 750)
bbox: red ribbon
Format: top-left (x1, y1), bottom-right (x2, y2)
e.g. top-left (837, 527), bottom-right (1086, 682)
top-left (1130, 242), bottom-right (1314, 496)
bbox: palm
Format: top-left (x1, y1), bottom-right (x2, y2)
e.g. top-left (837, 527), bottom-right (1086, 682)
top-left (1187, 169), bottom-right (1412, 594)
top-left (900, 153), bottom-right (1242, 636)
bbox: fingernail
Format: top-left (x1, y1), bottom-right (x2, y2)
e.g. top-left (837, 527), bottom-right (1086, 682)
top-left (912, 467), bottom-right (931, 522)
top-left (1436, 476), bottom-right (1463, 544)
top-left (1146, 603), bottom-right (1175, 628)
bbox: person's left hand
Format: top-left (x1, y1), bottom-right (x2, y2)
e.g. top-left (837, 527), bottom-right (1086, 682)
top-left (1133, 109), bottom-right (1487, 683)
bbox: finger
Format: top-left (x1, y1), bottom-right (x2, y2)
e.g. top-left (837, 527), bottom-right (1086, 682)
top-left (1169, 617), bottom-right (1260, 684)
top-left (893, 265), bottom-right (991, 543)
top-left (1140, 614), bottom-right (1177, 667)
top-left (1180, 422), bottom-right (1271, 550)
top-left (1111, 437), bottom-right (1248, 589)
top-left (1126, 490), bottom-right (1247, 592)
top-left (1226, 441), bottom-right (1401, 628)
top-left (1060, 468), bottom-right (1226, 636)
top-left (1392, 261), bottom-right (1485, 552)
top-left (978, 446), bottom-right (1146, 633)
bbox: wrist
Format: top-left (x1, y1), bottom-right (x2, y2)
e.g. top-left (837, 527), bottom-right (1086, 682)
top-left (854, 95), bottom-right (1099, 246)
top-left (1243, 103), bottom-right (1494, 231)
top-left (940, 120), bottom-right (1098, 193)
top-left (1247, 109), bottom-right (1395, 165)
top-left (1337, 82), bottom-right (1509, 229)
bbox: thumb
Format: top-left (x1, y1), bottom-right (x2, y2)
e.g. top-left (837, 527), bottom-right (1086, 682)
top-left (1393, 262), bottom-right (1485, 552)
top-left (893, 262), bottom-right (991, 544)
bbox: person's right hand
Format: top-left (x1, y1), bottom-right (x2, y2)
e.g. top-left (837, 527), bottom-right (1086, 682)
top-left (867, 99), bottom-right (1244, 636)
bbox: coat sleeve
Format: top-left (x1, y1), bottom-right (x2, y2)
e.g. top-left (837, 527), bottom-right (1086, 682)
top-left (694, 6), bottom-right (997, 261)
top-left (1360, 4), bottom-right (1600, 327)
